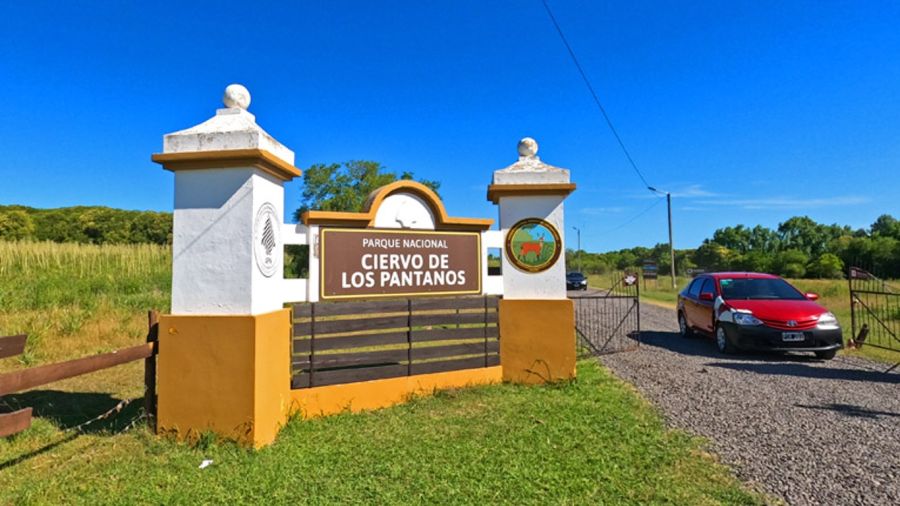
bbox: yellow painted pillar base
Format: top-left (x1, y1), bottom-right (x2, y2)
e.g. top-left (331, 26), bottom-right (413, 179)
top-left (499, 299), bottom-right (576, 384)
top-left (157, 308), bottom-right (291, 448)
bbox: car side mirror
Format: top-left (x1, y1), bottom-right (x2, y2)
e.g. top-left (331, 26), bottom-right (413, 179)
top-left (806, 292), bottom-right (819, 301)
top-left (699, 293), bottom-right (714, 302)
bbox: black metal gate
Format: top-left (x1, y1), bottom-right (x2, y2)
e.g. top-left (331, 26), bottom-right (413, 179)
top-left (849, 267), bottom-right (900, 370)
top-left (570, 273), bottom-right (640, 355)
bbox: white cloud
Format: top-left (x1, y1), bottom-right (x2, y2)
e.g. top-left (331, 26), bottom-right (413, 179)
top-left (670, 184), bottom-right (719, 198)
top-left (580, 206), bottom-right (626, 215)
top-left (695, 195), bottom-right (870, 210)
top-left (626, 182), bottom-right (869, 212)
top-left (627, 183), bottom-right (721, 200)
top-left (619, 179), bottom-right (872, 215)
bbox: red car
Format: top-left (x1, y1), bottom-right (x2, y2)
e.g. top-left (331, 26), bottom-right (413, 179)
top-left (677, 272), bottom-right (843, 359)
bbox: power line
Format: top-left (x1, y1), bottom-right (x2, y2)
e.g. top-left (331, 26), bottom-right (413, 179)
top-left (540, 0), bottom-right (653, 191)
top-left (598, 196), bottom-right (665, 235)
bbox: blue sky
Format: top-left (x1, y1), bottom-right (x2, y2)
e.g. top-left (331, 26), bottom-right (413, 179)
top-left (1, 1), bottom-right (898, 252)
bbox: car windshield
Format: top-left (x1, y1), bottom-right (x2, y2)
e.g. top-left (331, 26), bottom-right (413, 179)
top-left (718, 278), bottom-right (806, 300)
top-left (567, 273), bottom-right (584, 279)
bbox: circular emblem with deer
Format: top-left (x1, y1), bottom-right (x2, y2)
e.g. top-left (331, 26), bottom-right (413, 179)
top-left (506, 218), bottom-right (562, 273)
top-left (254, 202), bottom-right (280, 278)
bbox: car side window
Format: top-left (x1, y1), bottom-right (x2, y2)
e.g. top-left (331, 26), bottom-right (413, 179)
top-left (700, 279), bottom-right (716, 297)
top-left (683, 279), bottom-right (694, 296)
top-left (688, 278), bottom-right (703, 298)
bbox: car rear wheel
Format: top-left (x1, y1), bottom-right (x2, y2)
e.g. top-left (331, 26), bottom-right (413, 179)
top-left (716, 325), bottom-right (736, 354)
top-left (678, 313), bottom-right (693, 338)
top-left (815, 349), bottom-right (837, 360)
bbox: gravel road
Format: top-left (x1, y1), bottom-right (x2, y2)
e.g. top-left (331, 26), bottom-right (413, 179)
top-left (596, 302), bottom-right (900, 506)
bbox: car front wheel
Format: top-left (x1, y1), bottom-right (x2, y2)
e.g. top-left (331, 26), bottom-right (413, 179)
top-left (716, 325), bottom-right (736, 354)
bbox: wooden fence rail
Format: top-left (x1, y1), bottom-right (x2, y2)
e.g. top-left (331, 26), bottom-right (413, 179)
top-left (0, 311), bottom-right (159, 438)
top-left (0, 343), bottom-right (156, 397)
top-left (291, 296), bottom-right (500, 389)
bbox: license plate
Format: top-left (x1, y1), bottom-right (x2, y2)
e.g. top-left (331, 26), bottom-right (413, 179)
top-left (782, 332), bottom-right (805, 342)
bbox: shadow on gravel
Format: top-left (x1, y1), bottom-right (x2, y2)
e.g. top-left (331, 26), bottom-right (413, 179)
top-left (708, 362), bottom-right (900, 384)
top-left (794, 403), bottom-right (900, 419)
top-left (637, 331), bottom-right (723, 359)
top-left (638, 330), bottom-right (827, 363)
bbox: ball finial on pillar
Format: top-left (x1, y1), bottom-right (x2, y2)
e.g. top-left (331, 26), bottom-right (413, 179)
top-left (223, 84), bottom-right (251, 110)
top-left (517, 137), bottom-right (539, 158)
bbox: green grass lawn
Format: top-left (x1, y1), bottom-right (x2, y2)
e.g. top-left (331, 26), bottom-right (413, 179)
top-left (1, 359), bottom-right (763, 504)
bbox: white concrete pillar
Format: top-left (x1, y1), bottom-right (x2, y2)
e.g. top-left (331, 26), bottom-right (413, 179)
top-left (153, 85), bottom-right (301, 315)
top-left (488, 137), bottom-right (577, 384)
top-left (488, 138), bottom-right (576, 300)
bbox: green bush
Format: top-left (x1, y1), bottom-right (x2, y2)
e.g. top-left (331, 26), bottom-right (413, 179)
top-left (0, 205), bottom-right (172, 245)
top-left (774, 249), bottom-right (808, 278)
top-left (808, 253), bottom-right (844, 279)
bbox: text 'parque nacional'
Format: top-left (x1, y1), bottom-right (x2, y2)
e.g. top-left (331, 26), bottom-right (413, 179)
top-left (320, 229), bottom-right (481, 299)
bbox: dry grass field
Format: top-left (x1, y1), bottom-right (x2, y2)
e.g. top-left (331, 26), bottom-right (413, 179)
top-left (0, 241), bottom-right (170, 366)
top-left (0, 241), bottom-right (170, 421)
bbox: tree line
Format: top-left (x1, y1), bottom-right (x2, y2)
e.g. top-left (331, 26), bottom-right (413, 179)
top-left (0, 161), bottom-right (434, 252)
top-left (567, 215), bottom-right (900, 279)
top-left (0, 205), bottom-right (172, 245)
top-left (4, 165), bottom-right (896, 281)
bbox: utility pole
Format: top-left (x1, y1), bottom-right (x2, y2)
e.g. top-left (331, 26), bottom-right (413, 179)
top-left (648, 187), bottom-right (676, 289)
top-left (666, 192), bottom-right (675, 289)
top-left (571, 226), bottom-right (581, 272)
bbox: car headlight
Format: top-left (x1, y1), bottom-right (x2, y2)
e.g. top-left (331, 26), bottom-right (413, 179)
top-left (816, 312), bottom-right (839, 330)
top-left (733, 312), bottom-right (763, 326)
top-left (581, 280), bottom-right (587, 285)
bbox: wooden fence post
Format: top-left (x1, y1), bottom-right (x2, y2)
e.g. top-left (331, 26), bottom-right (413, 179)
top-left (0, 334), bottom-right (32, 438)
top-left (145, 311), bottom-right (159, 430)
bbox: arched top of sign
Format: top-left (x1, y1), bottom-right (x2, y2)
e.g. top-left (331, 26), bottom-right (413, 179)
top-left (506, 218), bottom-right (562, 273)
top-left (302, 180), bottom-right (493, 231)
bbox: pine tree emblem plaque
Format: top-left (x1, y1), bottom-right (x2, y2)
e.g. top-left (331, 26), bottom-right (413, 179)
top-left (254, 202), bottom-right (280, 277)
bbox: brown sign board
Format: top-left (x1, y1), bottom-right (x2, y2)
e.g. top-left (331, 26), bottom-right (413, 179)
top-left (320, 228), bottom-right (481, 300)
top-left (642, 261), bottom-right (658, 280)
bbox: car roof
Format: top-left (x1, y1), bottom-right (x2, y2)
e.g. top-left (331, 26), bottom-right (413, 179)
top-left (705, 272), bottom-right (781, 280)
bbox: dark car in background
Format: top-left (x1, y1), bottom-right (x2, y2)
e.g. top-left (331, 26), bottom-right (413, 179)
top-left (677, 272), bottom-right (842, 359)
top-left (566, 272), bottom-right (588, 290)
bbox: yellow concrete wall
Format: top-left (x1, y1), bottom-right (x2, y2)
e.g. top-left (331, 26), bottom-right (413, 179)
top-left (157, 309), bottom-right (291, 448)
top-left (498, 299), bottom-right (576, 384)
top-left (252, 309), bottom-right (292, 445)
top-left (156, 298), bottom-right (575, 446)
top-left (157, 307), bottom-right (500, 446)
top-left (290, 366), bottom-right (502, 418)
